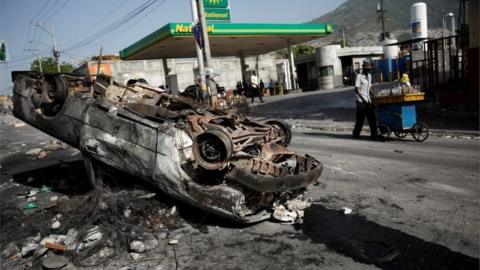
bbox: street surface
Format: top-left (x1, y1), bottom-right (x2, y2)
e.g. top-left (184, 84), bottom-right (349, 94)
top-left (1, 88), bottom-right (479, 269)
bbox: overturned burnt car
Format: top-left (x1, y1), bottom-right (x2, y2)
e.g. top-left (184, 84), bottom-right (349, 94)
top-left (11, 71), bottom-right (323, 223)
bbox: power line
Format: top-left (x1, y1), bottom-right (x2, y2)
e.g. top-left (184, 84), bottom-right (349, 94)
top-left (64, 0), bottom-right (158, 51)
top-left (63, 0), bottom-right (165, 52)
top-left (44, 0), bottom-right (70, 22)
top-left (68, 0), bottom-right (129, 43)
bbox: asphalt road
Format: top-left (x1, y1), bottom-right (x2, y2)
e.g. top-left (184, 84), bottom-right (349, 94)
top-left (0, 86), bottom-right (479, 270)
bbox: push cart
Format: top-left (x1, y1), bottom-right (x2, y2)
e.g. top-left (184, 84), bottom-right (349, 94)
top-left (373, 93), bottom-right (430, 142)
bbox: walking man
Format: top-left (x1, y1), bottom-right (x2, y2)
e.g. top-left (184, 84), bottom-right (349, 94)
top-left (352, 62), bottom-right (379, 140)
top-left (250, 71), bottom-right (264, 103)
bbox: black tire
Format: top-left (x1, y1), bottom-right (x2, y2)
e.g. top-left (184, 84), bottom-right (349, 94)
top-left (412, 122), bottom-right (429, 142)
top-left (193, 129), bottom-right (233, 170)
top-left (394, 131), bottom-right (408, 138)
top-left (378, 124), bottom-right (391, 139)
top-left (40, 75), bottom-right (69, 116)
top-left (265, 120), bottom-right (292, 146)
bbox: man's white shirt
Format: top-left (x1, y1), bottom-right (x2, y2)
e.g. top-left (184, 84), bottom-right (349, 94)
top-left (355, 72), bottom-right (372, 103)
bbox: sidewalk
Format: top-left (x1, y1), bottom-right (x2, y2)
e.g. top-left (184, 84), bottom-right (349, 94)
top-left (247, 88), bottom-right (480, 138)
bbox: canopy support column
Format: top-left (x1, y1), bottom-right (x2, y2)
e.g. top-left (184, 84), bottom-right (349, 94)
top-left (239, 52), bottom-right (247, 83)
top-left (287, 40), bottom-right (297, 90)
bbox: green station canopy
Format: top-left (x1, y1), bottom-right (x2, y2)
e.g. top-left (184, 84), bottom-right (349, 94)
top-left (120, 22), bottom-right (333, 60)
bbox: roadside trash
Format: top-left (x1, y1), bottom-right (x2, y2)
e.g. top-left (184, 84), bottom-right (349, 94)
top-left (168, 239), bottom-right (179, 245)
top-left (21, 242), bottom-right (39, 258)
top-left (27, 196), bottom-right (37, 202)
top-left (37, 151), bottom-right (48, 159)
top-left (272, 204), bottom-right (300, 224)
top-left (24, 202), bottom-right (39, 210)
top-left (394, 149), bottom-right (404, 153)
top-left (50, 196), bottom-right (59, 202)
top-left (13, 123), bottom-right (26, 128)
top-left (130, 252), bottom-right (143, 261)
top-left (42, 254), bottom-right (68, 269)
top-left (129, 241), bottom-right (146, 253)
top-left (40, 185), bottom-right (52, 193)
top-left (27, 189), bottom-right (39, 197)
top-left (42, 140), bottom-right (68, 151)
top-left (137, 193), bottom-right (156, 199)
top-left (1, 243), bottom-right (19, 259)
top-left (341, 207), bottom-right (353, 215)
top-left (27, 176), bottom-right (35, 183)
top-left (51, 220), bottom-right (61, 230)
top-left (25, 148), bottom-right (42, 156)
top-left (44, 242), bottom-right (66, 252)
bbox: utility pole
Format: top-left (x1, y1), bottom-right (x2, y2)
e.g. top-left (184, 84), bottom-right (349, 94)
top-left (196, 0), bottom-right (217, 106)
top-left (377, 0), bottom-right (387, 41)
top-left (24, 48), bottom-right (42, 73)
top-left (190, 0), bottom-right (207, 103)
top-left (36, 23), bottom-right (60, 72)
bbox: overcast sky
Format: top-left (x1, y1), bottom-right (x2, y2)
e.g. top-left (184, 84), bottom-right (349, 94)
top-left (0, 0), bottom-right (346, 94)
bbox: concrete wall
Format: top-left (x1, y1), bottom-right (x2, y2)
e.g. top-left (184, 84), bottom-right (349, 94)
top-left (101, 53), bottom-right (284, 92)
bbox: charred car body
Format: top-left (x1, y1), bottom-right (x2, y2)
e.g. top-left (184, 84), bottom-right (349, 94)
top-left (11, 71), bottom-right (323, 223)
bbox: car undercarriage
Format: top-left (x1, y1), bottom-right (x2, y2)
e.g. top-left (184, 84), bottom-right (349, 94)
top-left (11, 71), bottom-right (323, 223)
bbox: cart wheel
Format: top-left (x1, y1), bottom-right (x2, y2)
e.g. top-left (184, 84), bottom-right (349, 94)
top-left (412, 122), bottom-right (430, 142)
top-left (394, 131), bottom-right (408, 138)
top-left (378, 124), bottom-right (391, 139)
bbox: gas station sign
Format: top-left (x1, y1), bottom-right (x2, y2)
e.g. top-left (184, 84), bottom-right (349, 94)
top-left (205, 8), bottom-right (231, 22)
top-left (203, 0), bottom-right (229, 8)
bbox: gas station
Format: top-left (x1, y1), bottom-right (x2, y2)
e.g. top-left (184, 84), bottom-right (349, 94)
top-left (118, 0), bottom-right (332, 96)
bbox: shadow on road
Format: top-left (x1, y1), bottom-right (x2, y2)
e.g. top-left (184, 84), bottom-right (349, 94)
top-left (302, 205), bottom-right (479, 270)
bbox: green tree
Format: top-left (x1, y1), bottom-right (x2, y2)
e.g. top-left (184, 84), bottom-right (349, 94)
top-left (30, 57), bottom-right (75, 73)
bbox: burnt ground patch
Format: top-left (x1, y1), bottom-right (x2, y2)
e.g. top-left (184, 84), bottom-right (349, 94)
top-left (302, 205), bottom-right (479, 270)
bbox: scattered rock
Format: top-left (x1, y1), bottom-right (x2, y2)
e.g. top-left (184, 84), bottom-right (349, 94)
top-left (168, 239), bottom-right (179, 245)
top-left (341, 207), bottom-right (353, 215)
top-left (143, 234), bottom-right (159, 251)
top-left (37, 151), bottom-right (48, 159)
top-left (42, 254), bottom-right (69, 269)
top-left (27, 177), bottom-right (35, 183)
top-left (21, 242), bottom-right (39, 257)
top-left (25, 148), bottom-right (42, 156)
top-left (394, 149), bottom-right (404, 153)
top-left (65, 229), bottom-right (79, 251)
top-left (34, 247), bottom-right (49, 257)
top-left (98, 247), bottom-right (114, 258)
top-left (98, 200), bottom-right (109, 210)
top-left (129, 240), bottom-right (146, 253)
top-left (130, 252), bottom-right (143, 261)
top-left (42, 140), bottom-right (68, 151)
top-left (50, 196), bottom-right (59, 202)
top-left (124, 208), bottom-right (132, 218)
top-left (2, 242), bottom-right (19, 259)
top-left (44, 242), bottom-right (66, 252)
top-left (137, 193), bottom-right (156, 199)
top-left (41, 235), bottom-right (67, 246)
top-left (51, 220), bottom-right (61, 230)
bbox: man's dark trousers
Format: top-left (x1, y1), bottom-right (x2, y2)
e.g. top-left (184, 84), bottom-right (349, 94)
top-left (353, 101), bottom-right (378, 138)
